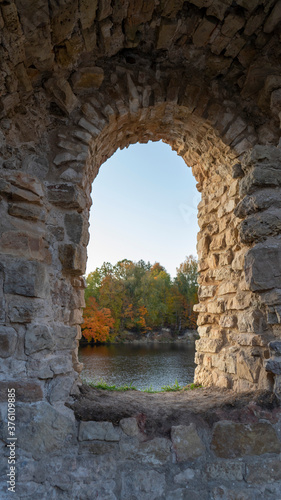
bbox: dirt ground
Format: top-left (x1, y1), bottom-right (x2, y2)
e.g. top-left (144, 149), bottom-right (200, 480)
top-left (69, 385), bottom-right (279, 438)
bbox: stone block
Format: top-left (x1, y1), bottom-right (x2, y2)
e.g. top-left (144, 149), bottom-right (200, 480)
top-left (79, 0), bottom-right (98, 29)
top-left (64, 213), bottom-right (83, 244)
top-left (55, 324), bottom-right (78, 350)
top-left (8, 203), bottom-right (45, 221)
top-left (4, 259), bottom-right (48, 298)
top-left (239, 209), bottom-right (281, 244)
top-left (45, 77), bottom-right (79, 114)
top-left (138, 437), bottom-right (171, 465)
top-left (246, 456), bottom-right (281, 484)
top-left (245, 239), bottom-right (281, 291)
top-left (25, 324), bottom-right (54, 355)
top-left (0, 381), bottom-right (43, 402)
top-left (196, 338), bottom-right (223, 354)
top-left (78, 421), bottom-right (120, 442)
top-left (157, 20), bottom-right (178, 49)
top-left (237, 309), bottom-right (266, 334)
top-left (240, 165), bottom-right (281, 196)
top-left (193, 18), bottom-right (217, 47)
top-left (211, 421), bottom-right (281, 458)
top-left (72, 67), bottom-right (104, 90)
top-left (58, 243), bottom-right (87, 274)
top-left (205, 461), bottom-right (245, 481)
top-left (121, 468), bottom-right (165, 500)
top-left (0, 326), bottom-right (17, 358)
top-left (211, 485), bottom-right (258, 500)
top-left (171, 423), bottom-right (205, 462)
top-left (47, 184), bottom-right (87, 211)
top-left (119, 417), bottom-right (139, 437)
top-left (265, 358), bottom-right (281, 375)
top-left (269, 341), bottom-right (281, 356)
top-left (17, 402), bottom-right (76, 459)
top-left (7, 297), bottom-right (45, 323)
top-left (174, 468), bottom-right (195, 483)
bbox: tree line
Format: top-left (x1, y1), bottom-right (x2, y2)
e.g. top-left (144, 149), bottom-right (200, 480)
top-left (82, 256), bottom-right (198, 343)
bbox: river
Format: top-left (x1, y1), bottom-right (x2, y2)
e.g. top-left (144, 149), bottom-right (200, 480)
top-left (78, 342), bottom-right (196, 391)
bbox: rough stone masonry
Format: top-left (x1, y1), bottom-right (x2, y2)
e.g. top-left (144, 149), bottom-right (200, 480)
top-left (1, 0), bottom-right (281, 498)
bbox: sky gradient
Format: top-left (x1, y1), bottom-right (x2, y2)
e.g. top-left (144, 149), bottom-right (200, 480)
top-left (86, 141), bottom-right (200, 278)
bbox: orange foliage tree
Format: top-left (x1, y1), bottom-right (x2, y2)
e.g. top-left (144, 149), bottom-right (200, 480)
top-left (82, 297), bottom-right (115, 343)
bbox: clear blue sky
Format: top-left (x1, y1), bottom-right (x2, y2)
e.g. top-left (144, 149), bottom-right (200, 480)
top-left (86, 141), bottom-right (200, 278)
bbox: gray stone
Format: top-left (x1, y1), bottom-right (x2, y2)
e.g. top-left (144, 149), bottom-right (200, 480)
top-left (25, 324), bottom-right (54, 355)
top-left (17, 402), bottom-right (76, 459)
top-left (7, 297), bottom-right (45, 323)
top-left (0, 326), bottom-right (17, 358)
top-left (121, 468), bottom-right (166, 500)
top-left (245, 238), bottom-right (281, 291)
top-left (265, 358), bottom-right (281, 375)
top-left (269, 341), bottom-right (281, 356)
top-left (47, 375), bottom-right (74, 403)
top-left (4, 259), bottom-right (48, 298)
top-left (55, 324), bottom-right (78, 350)
top-left (8, 202), bottom-right (45, 221)
top-left (239, 209), bottom-right (281, 244)
top-left (46, 184), bottom-right (87, 211)
top-left (174, 468), bottom-right (195, 483)
top-left (171, 423), bottom-right (206, 462)
top-left (78, 421), bottom-right (120, 442)
top-left (58, 243), bottom-right (87, 274)
top-left (0, 381), bottom-right (43, 402)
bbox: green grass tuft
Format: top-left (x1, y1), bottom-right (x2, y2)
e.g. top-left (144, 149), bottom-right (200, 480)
top-left (82, 377), bottom-right (202, 393)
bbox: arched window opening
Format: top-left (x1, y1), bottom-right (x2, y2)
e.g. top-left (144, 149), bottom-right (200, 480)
top-left (79, 141), bottom-right (201, 391)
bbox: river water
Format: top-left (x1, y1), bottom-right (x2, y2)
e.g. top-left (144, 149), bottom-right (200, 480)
top-left (78, 342), bottom-right (196, 391)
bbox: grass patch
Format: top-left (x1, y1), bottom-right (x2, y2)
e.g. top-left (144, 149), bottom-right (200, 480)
top-left (82, 377), bottom-right (202, 393)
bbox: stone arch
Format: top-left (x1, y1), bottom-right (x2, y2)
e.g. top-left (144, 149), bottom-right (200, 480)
top-left (1, 2), bottom-right (281, 496)
top-left (1, 0), bottom-right (281, 405)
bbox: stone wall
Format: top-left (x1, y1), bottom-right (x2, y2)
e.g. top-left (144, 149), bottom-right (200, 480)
top-left (1, 388), bottom-right (281, 499)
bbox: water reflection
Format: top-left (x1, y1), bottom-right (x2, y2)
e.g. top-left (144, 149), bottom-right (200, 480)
top-left (79, 342), bottom-right (196, 391)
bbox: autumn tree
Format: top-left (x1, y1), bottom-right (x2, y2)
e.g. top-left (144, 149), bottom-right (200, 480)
top-left (82, 297), bottom-right (115, 343)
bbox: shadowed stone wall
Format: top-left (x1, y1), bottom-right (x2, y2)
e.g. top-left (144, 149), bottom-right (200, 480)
top-left (1, 0), bottom-right (281, 497)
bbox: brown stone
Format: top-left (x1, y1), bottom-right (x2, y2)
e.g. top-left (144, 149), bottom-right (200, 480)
top-left (211, 421), bottom-right (281, 458)
top-left (171, 424), bottom-right (205, 461)
top-left (72, 67), bottom-right (104, 90)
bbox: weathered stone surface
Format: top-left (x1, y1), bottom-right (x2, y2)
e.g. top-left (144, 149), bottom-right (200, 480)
top-left (58, 244), bottom-right (87, 274)
top-left (211, 421), bottom-right (281, 458)
top-left (4, 259), bottom-right (48, 298)
top-left (174, 468), bottom-right (195, 483)
top-left (0, 326), bottom-right (17, 358)
top-left (78, 421), bottom-right (120, 442)
top-left (121, 468), bottom-right (166, 500)
top-left (205, 461), bottom-right (245, 481)
top-left (119, 417), bottom-right (139, 437)
top-left (138, 437), bottom-right (171, 465)
top-left (17, 402), bottom-right (76, 459)
top-left (8, 202), bottom-right (45, 221)
top-left (25, 324), bottom-right (54, 355)
top-left (47, 184), bottom-right (86, 211)
top-left (72, 67), bottom-right (104, 90)
top-left (245, 239), bottom-right (281, 291)
top-left (64, 213), bottom-right (83, 244)
top-left (171, 423), bottom-right (205, 461)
